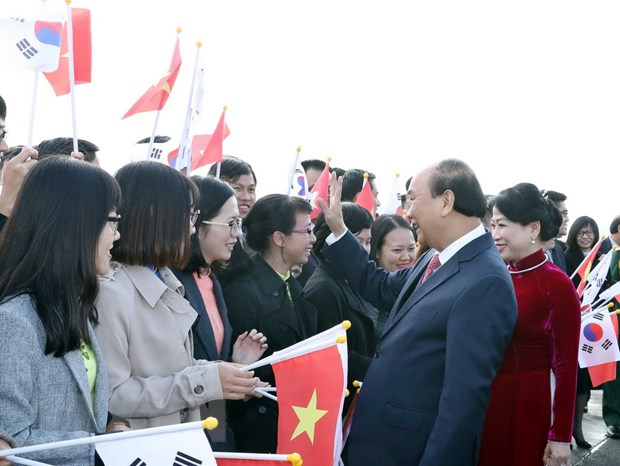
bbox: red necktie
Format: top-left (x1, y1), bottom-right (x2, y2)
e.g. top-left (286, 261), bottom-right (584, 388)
top-left (421, 253), bottom-right (441, 283)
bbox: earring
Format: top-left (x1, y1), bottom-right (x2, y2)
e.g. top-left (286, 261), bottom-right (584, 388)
top-left (530, 238), bottom-right (536, 244)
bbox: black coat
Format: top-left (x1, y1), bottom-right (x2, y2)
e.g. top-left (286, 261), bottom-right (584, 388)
top-left (223, 255), bottom-right (319, 454)
top-left (304, 261), bottom-right (377, 389)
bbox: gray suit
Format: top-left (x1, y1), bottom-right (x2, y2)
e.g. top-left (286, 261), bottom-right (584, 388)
top-left (0, 294), bottom-right (108, 466)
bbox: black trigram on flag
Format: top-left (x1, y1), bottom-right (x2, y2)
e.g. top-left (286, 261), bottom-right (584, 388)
top-left (593, 312), bottom-right (604, 321)
top-left (129, 458), bottom-right (147, 466)
top-left (173, 451), bottom-right (202, 466)
top-left (16, 38), bottom-right (39, 60)
top-left (150, 148), bottom-right (162, 160)
top-left (602, 339), bottom-right (613, 350)
top-left (582, 344), bottom-right (594, 354)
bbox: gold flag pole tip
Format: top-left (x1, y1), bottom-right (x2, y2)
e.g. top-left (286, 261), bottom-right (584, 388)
top-left (345, 389), bottom-right (350, 397)
top-left (196, 41), bottom-right (202, 48)
top-left (342, 320), bottom-right (351, 329)
top-left (327, 156), bottom-right (332, 163)
top-left (223, 105), bottom-right (228, 111)
top-left (65, 0), bottom-right (72, 5)
top-left (336, 336), bottom-right (346, 344)
top-left (288, 452), bottom-right (302, 465)
top-left (201, 417), bottom-right (219, 430)
top-left (297, 146), bottom-right (302, 153)
top-left (176, 27), bottom-right (182, 34)
top-left (363, 172), bottom-right (369, 179)
top-left (352, 380), bottom-right (361, 388)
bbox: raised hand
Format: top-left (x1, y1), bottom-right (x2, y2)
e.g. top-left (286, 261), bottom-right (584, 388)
top-left (317, 172), bottom-right (347, 237)
top-left (231, 329), bottom-right (268, 365)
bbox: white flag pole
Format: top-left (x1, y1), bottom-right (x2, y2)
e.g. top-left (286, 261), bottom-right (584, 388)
top-left (0, 418), bottom-right (218, 458)
top-left (241, 332), bottom-right (347, 371)
top-left (214, 452), bottom-right (301, 464)
top-left (5, 455), bottom-right (52, 466)
top-left (27, 72), bottom-right (39, 147)
top-left (177, 41), bottom-right (201, 172)
top-left (64, 0), bottom-right (78, 153)
top-left (4, 456), bottom-right (52, 466)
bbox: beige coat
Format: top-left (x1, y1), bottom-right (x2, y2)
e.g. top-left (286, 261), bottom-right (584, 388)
top-left (94, 263), bottom-right (223, 429)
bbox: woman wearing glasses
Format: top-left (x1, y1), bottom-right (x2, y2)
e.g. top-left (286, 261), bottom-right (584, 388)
top-left (565, 215), bottom-right (604, 450)
top-left (94, 162), bottom-right (263, 430)
top-left (0, 157), bottom-right (121, 465)
top-left (223, 194), bottom-right (319, 453)
top-left (172, 176), bottom-right (268, 450)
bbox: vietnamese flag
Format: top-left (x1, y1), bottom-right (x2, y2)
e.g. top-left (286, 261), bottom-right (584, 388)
top-left (43, 8), bottom-right (91, 96)
top-left (122, 36), bottom-right (182, 119)
top-left (355, 173), bottom-right (376, 219)
top-left (273, 345), bottom-right (345, 466)
top-left (571, 237), bottom-right (605, 296)
top-left (308, 161), bottom-right (330, 220)
top-left (191, 108), bottom-right (229, 171)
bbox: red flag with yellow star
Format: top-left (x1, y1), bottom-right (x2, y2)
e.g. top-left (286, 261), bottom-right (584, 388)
top-left (273, 344), bottom-right (345, 466)
top-left (354, 173), bottom-right (376, 219)
top-left (122, 36), bottom-right (182, 119)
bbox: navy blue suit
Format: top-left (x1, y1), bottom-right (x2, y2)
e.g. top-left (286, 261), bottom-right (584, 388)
top-left (322, 230), bottom-right (517, 466)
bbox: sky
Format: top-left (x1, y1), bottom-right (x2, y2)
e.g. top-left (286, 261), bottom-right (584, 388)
top-left (1, 0), bottom-right (620, 236)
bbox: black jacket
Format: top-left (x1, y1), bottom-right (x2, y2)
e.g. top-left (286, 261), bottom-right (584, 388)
top-left (223, 255), bottom-right (319, 453)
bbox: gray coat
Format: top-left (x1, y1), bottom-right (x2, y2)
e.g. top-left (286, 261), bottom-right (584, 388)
top-left (0, 294), bottom-right (108, 466)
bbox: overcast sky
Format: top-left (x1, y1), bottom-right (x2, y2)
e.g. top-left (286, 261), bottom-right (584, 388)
top-left (2, 0), bottom-right (619, 234)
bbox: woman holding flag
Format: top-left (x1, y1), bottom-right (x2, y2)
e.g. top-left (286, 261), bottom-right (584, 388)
top-left (223, 194), bottom-right (319, 454)
top-left (0, 156), bottom-right (122, 465)
top-left (478, 183), bottom-right (581, 466)
top-left (94, 162), bottom-right (263, 431)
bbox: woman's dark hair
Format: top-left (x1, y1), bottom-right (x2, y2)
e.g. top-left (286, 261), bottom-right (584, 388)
top-left (245, 194), bottom-right (312, 254)
top-left (369, 214), bottom-right (416, 262)
top-left (429, 159), bottom-right (487, 218)
top-left (0, 156), bottom-right (121, 357)
top-left (566, 216), bottom-right (600, 251)
top-left (112, 161), bottom-right (199, 268)
top-left (208, 155), bottom-right (257, 184)
top-left (492, 182), bottom-right (562, 242)
top-left (313, 203), bottom-right (372, 259)
top-left (185, 176), bottom-right (236, 274)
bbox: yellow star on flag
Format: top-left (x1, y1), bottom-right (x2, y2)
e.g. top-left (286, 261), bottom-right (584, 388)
top-left (290, 389), bottom-right (328, 443)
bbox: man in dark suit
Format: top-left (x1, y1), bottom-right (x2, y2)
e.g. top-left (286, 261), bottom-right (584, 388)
top-left (542, 189), bottom-right (569, 271)
top-left (601, 215), bottom-right (620, 439)
top-left (319, 159), bottom-right (518, 466)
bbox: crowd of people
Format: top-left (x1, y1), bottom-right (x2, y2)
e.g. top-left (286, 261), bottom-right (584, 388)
top-left (1, 91), bottom-right (620, 466)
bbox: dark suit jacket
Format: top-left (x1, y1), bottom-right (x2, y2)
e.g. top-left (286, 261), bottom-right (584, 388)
top-left (172, 268), bottom-right (234, 451)
top-left (549, 240), bottom-right (567, 272)
top-left (223, 255), bottom-right (319, 453)
top-left (304, 261), bottom-right (377, 394)
top-left (172, 269), bottom-right (233, 362)
top-left (322, 231), bottom-right (517, 466)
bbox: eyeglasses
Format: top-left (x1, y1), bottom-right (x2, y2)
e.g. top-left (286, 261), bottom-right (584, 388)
top-left (577, 230), bottom-right (594, 238)
top-left (107, 215), bottom-right (121, 234)
top-left (0, 129), bottom-right (7, 141)
top-left (190, 209), bottom-right (201, 226)
top-left (290, 225), bottom-right (315, 236)
top-left (202, 218), bottom-right (242, 236)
